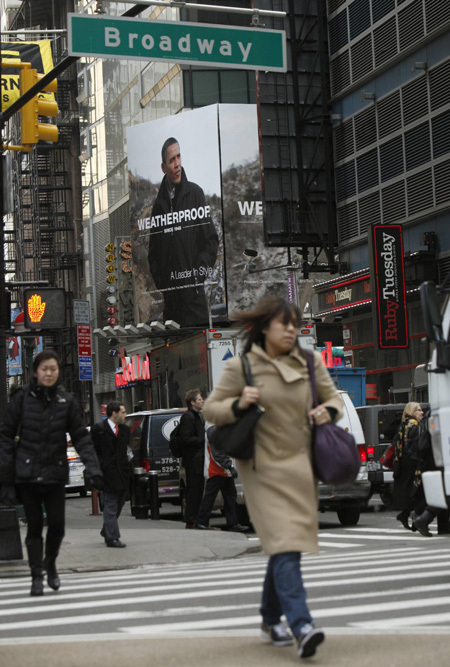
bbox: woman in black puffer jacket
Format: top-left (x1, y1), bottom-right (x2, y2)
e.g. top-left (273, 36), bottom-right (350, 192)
top-left (0, 350), bottom-right (103, 596)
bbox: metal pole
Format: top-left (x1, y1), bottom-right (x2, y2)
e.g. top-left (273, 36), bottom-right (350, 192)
top-left (0, 142), bottom-right (7, 413)
top-left (148, 471), bottom-right (160, 520)
top-left (99, 1), bottom-right (286, 17)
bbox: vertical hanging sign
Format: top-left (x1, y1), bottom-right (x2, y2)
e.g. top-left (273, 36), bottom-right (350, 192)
top-left (77, 324), bottom-right (93, 381)
top-left (370, 224), bottom-right (409, 349)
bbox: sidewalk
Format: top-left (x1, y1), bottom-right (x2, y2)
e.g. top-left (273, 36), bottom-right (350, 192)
top-left (0, 497), bottom-right (261, 577)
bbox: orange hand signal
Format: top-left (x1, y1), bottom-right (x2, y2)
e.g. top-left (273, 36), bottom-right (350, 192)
top-left (27, 293), bottom-right (46, 323)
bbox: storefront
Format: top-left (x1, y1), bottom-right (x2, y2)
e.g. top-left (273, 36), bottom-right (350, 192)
top-left (314, 269), bottom-right (428, 404)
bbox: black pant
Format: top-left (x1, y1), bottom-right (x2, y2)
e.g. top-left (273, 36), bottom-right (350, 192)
top-left (185, 466), bottom-right (205, 525)
top-left (18, 483), bottom-right (66, 543)
top-left (102, 490), bottom-right (126, 542)
top-left (197, 476), bottom-right (238, 527)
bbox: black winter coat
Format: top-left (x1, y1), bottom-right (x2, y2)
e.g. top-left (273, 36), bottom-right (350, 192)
top-left (147, 168), bottom-right (219, 326)
top-left (392, 417), bottom-right (424, 511)
top-left (91, 420), bottom-right (131, 493)
top-left (179, 408), bottom-right (205, 472)
top-left (0, 380), bottom-right (101, 486)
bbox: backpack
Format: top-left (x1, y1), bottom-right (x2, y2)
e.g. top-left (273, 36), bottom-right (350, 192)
top-left (169, 422), bottom-right (183, 458)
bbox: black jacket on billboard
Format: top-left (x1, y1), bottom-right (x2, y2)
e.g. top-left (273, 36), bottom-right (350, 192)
top-left (148, 167), bottom-right (219, 327)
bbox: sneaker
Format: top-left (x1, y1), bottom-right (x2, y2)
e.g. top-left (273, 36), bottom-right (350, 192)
top-left (260, 622), bottom-right (294, 647)
top-left (297, 624), bottom-right (325, 659)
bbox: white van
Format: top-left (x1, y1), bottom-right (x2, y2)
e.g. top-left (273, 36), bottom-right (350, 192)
top-left (318, 390), bottom-right (371, 526)
top-left (180, 390), bottom-right (369, 528)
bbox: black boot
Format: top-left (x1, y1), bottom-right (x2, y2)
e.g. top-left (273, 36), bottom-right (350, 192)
top-left (396, 511), bottom-right (411, 531)
top-left (44, 535), bottom-right (63, 591)
top-left (26, 538), bottom-right (44, 596)
top-left (412, 509), bottom-right (435, 537)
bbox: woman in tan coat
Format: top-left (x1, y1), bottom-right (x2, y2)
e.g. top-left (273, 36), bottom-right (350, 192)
top-left (202, 296), bottom-right (343, 660)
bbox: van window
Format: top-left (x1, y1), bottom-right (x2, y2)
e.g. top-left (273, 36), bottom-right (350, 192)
top-left (127, 415), bottom-right (146, 459)
top-left (378, 408), bottom-right (404, 443)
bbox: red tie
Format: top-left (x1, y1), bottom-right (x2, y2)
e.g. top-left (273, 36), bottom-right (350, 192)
top-left (115, 425), bottom-right (119, 437)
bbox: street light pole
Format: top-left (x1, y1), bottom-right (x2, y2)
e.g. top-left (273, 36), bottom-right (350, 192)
top-left (0, 143), bottom-right (8, 413)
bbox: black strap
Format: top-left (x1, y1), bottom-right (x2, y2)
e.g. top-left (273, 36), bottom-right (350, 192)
top-left (241, 354), bottom-right (254, 386)
top-left (306, 352), bottom-right (319, 408)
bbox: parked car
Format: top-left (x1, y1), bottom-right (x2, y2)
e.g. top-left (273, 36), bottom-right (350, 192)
top-left (126, 408), bottom-right (186, 518)
top-left (318, 391), bottom-right (371, 525)
top-left (65, 437), bottom-right (87, 497)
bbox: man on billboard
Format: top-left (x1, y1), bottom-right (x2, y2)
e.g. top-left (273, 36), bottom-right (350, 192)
top-left (147, 137), bottom-right (219, 327)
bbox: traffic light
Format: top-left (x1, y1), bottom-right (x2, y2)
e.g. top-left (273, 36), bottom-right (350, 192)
top-left (20, 64), bottom-right (58, 149)
top-left (23, 288), bottom-right (65, 329)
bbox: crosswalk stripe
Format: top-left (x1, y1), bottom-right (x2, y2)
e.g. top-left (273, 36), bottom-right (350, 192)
top-left (2, 551), bottom-right (449, 604)
top-left (120, 592), bottom-right (450, 634)
top-left (2, 565), bottom-right (450, 620)
top-left (353, 611), bottom-right (450, 628)
top-left (318, 531), bottom-right (445, 541)
top-left (318, 540), bottom-right (364, 548)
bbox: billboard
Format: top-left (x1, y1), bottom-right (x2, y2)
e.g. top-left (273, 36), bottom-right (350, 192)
top-left (370, 224), bottom-right (408, 349)
top-left (0, 40), bottom-right (56, 111)
top-left (128, 104), bottom-right (298, 327)
top-left (217, 104), bottom-right (287, 314)
top-left (128, 105), bottom-right (224, 328)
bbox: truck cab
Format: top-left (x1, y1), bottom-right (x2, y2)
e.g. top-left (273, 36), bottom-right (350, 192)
top-left (419, 281), bottom-right (450, 509)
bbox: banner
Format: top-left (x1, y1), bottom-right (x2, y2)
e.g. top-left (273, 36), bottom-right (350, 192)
top-left (217, 104), bottom-right (287, 314)
top-left (370, 224), bottom-right (408, 349)
top-left (1, 40), bottom-right (56, 111)
top-left (128, 105), bottom-right (224, 328)
top-left (128, 104), bottom-right (303, 327)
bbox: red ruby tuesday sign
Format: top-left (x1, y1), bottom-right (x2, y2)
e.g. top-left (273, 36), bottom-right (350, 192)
top-left (371, 224), bottom-right (408, 349)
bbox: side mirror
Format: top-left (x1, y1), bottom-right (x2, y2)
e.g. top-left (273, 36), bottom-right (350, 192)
top-left (420, 281), bottom-right (444, 343)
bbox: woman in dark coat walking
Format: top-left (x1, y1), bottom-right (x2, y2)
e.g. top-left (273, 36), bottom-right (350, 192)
top-left (0, 350), bottom-right (102, 596)
top-left (392, 402), bottom-right (424, 530)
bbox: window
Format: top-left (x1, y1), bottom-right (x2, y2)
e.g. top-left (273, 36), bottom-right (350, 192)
top-left (183, 69), bottom-right (256, 107)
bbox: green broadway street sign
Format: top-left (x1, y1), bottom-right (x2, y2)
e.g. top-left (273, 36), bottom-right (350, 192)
top-left (67, 13), bottom-right (286, 72)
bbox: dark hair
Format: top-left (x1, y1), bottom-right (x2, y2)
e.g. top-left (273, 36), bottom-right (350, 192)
top-left (185, 388), bottom-right (201, 407)
top-left (106, 401), bottom-right (124, 418)
top-left (161, 137), bottom-right (179, 164)
top-left (232, 296), bottom-right (302, 354)
top-left (32, 349), bottom-right (61, 373)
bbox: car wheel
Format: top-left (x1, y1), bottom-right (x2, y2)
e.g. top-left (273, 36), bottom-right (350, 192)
top-left (337, 505), bottom-right (361, 526)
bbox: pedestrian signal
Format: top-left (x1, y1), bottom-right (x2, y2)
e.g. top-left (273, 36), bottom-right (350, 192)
top-left (23, 288), bottom-right (65, 329)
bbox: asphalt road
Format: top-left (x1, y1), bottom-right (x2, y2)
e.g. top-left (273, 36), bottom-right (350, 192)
top-left (1, 497), bottom-right (450, 666)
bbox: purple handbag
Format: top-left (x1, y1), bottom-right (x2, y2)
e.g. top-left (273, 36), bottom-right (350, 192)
top-left (306, 353), bottom-right (361, 485)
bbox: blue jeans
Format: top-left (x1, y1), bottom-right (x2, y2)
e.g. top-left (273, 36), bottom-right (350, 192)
top-left (260, 552), bottom-right (313, 638)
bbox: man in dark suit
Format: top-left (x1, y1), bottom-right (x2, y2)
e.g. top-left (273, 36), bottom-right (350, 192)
top-left (179, 388), bottom-right (206, 528)
top-left (91, 401), bottom-right (131, 548)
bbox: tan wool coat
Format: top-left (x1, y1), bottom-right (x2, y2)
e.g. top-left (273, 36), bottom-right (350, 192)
top-left (202, 344), bottom-right (343, 556)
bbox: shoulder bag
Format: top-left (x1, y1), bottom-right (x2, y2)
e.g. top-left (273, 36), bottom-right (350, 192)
top-left (306, 352), bottom-right (361, 485)
top-left (207, 355), bottom-right (264, 460)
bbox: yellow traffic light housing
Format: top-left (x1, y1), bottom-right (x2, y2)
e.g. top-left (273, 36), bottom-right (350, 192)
top-left (20, 64), bottom-right (58, 149)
